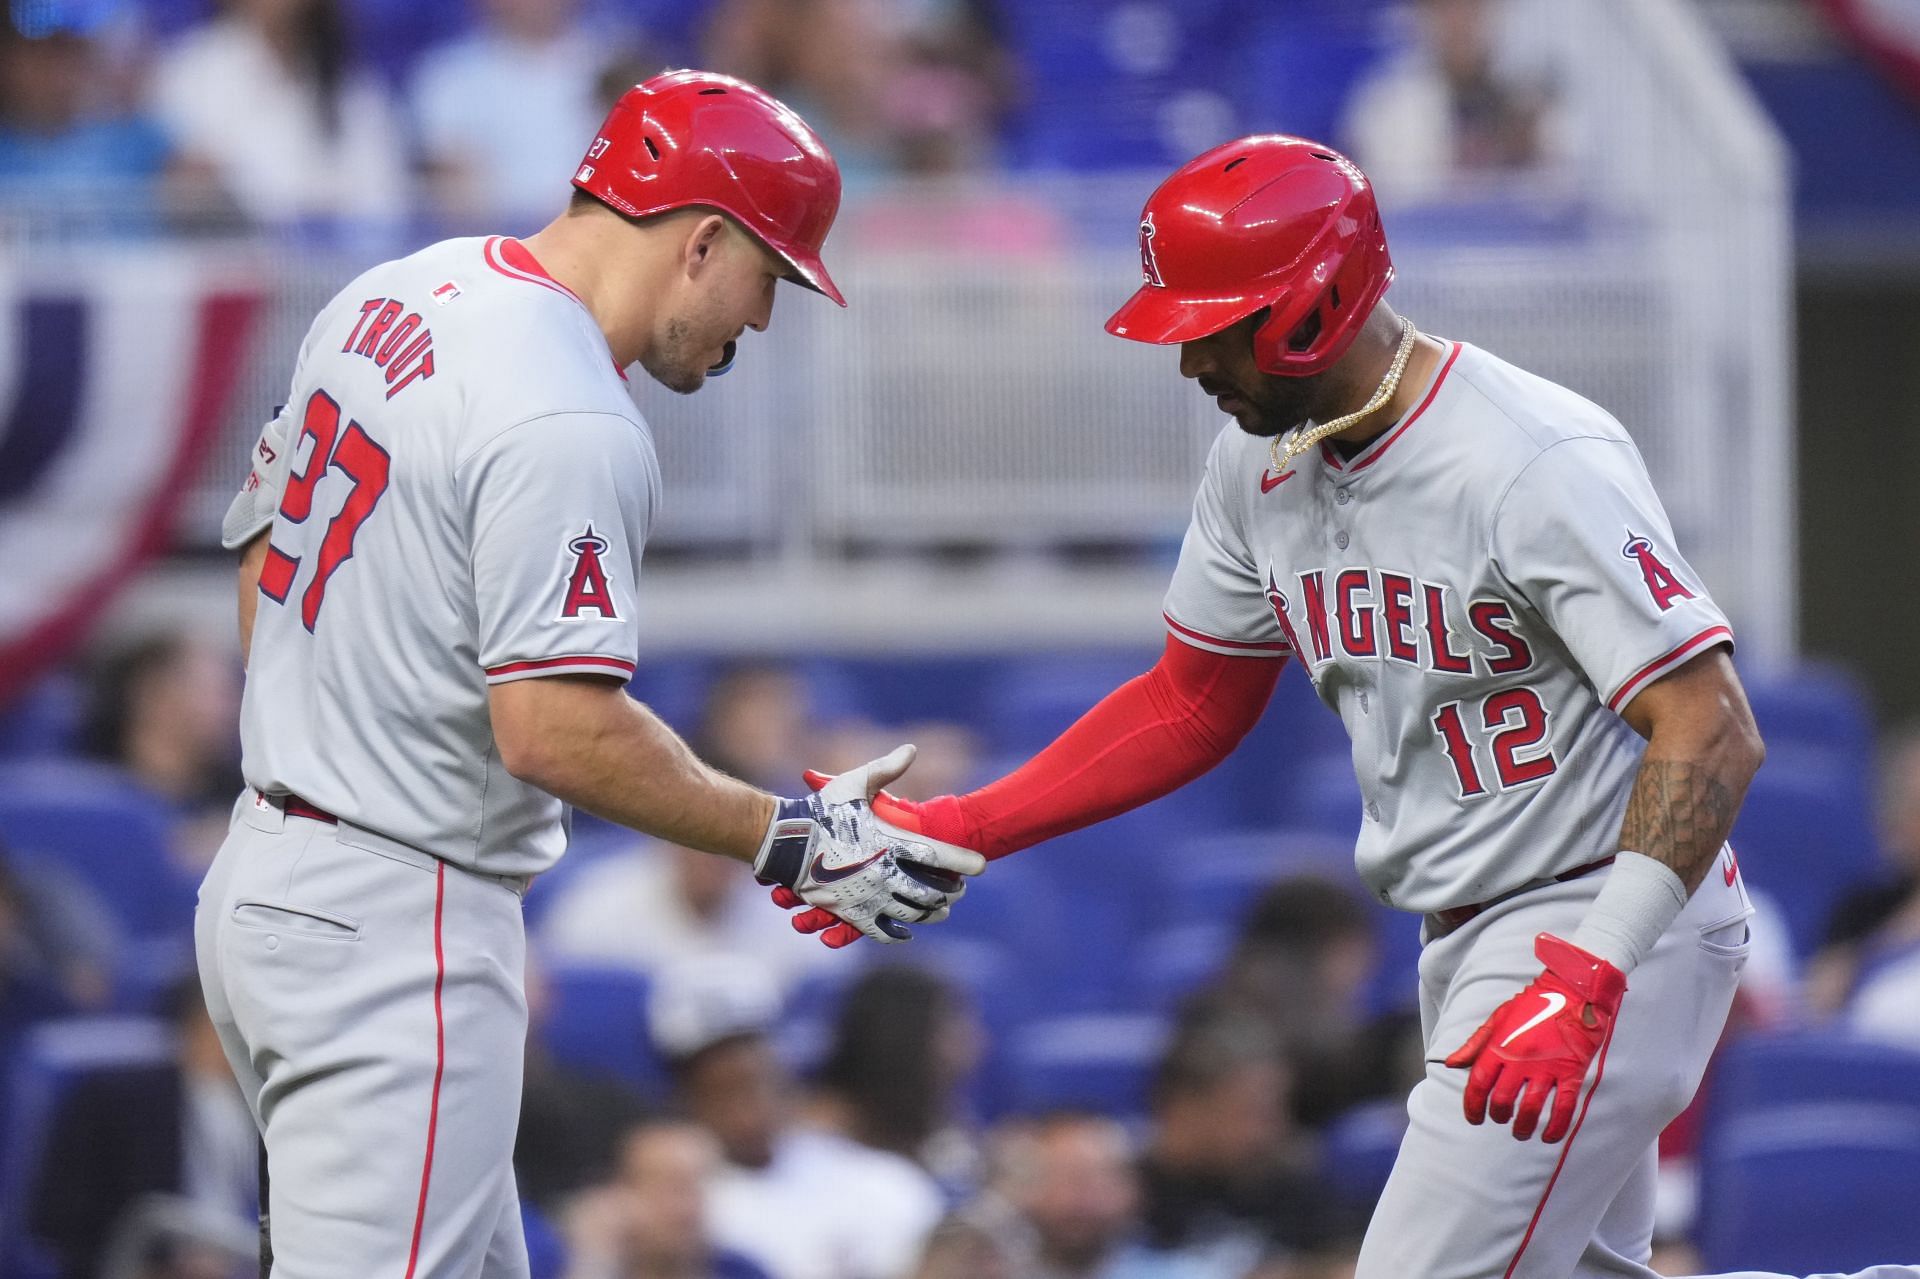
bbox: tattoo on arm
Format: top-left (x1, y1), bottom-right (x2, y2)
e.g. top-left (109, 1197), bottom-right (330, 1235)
top-left (1617, 758), bottom-right (1742, 892)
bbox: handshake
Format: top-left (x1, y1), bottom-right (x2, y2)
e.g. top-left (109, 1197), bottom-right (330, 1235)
top-left (750, 744), bottom-right (984, 948)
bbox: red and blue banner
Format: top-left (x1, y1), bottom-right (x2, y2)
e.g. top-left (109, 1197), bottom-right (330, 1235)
top-left (0, 261), bottom-right (260, 706)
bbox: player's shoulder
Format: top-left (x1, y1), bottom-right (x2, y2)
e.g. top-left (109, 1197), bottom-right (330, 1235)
top-left (1446, 342), bottom-right (1633, 456)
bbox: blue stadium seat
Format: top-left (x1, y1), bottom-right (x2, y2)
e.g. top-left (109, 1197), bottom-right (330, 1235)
top-left (1282, 754), bottom-right (1366, 842)
top-left (1320, 1096), bottom-right (1408, 1216)
top-left (979, 651), bottom-right (1158, 756)
top-left (0, 676), bottom-right (80, 761)
top-left (1729, 756), bottom-right (1880, 958)
top-left (1696, 1034), bottom-right (1920, 1274)
top-left (625, 654), bottom-right (714, 737)
top-left (1001, 1011), bottom-right (1170, 1120)
top-left (0, 761), bottom-right (197, 941)
top-left (1235, 2), bottom-right (1388, 148)
top-left (1163, 829), bottom-right (1354, 928)
top-left (536, 965), bottom-right (663, 1096)
top-left (1740, 663), bottom-right (1875, 770)
top-left (1134, 920), bottom-right (1235, 1012)
top-left (0, 1016), bottom-right (172, 1278)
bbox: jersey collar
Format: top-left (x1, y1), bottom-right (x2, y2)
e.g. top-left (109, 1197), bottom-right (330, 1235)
top-left (1318, 340), bottom-right (1463, 476)
top-left (483, 236), bottom-right (630, 381)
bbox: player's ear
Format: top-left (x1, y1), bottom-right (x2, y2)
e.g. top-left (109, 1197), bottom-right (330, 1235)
top-left (683, 214), bottom-right (730, 279)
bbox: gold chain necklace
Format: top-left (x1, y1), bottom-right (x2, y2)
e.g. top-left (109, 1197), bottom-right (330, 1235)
top-left (1268, 317), bottom-right (1420, 474)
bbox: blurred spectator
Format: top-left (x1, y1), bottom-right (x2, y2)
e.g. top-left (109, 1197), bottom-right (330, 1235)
top-left (28, 975), bottom-right (256, 1279)
top-left (537, 839), bottom-right (832, 993)
top-left (1806, 724), bottom-right (1920, 1018)
top-left (0, 837), bottom-right (115, 1019)
top-left (809, 964), bottom-right (983, 1189)
top-left (409, 0), bottom-right (629, 226)
top-left (560, 1116), bottom-right (771, 1279)
top-left (80, 631), bottom-right (241, 871)
top-left (692, 663), bottom-right (814, 792)
top-left (703, 0), bottom-right (902, 183)
top-left (961, 1111), bottom-right (1195, 1279)
top-left (650, 958), bottom-right (944, 1279)
top-left (912, 1214), bottom-right (1016, 1279)
top-left (80, 633), bottom-right (240, 814)
top-left (0, 2), bottom-right (172, 205)
top-left (703, 0), bottom-right (1009, 182)
top-left (1214, 875), bottom-right (1383, 1128)
top-left (1340, 0), bottom-right (1568, 205)
top-left (146, 0), bottom-right (407, 223)
top-left (516, 952), bottom-right (651, 1212)
top-left (1137, 1007), bottom-right (1355, 1271)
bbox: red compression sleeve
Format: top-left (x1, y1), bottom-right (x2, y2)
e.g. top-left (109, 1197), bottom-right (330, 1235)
top-left (892, 636), bottom-right (1283, 859)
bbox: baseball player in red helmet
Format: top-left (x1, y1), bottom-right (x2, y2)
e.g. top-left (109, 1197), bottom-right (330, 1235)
top-left (203, 70), bottom-right (982, 1278)
top-left (774, 137), bottom-right (1917, 1279)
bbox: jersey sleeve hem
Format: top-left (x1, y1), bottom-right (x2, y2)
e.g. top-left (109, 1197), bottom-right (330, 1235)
top-left (1604, 625), bottom-right (1734, 712)
top-left (1164, 612), bottom-right (1291, 658)
top-left (484, 654), bottom-right (638, 684)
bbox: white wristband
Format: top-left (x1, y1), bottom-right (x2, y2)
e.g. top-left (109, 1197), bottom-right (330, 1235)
top-left (1568, 851), bottom-right (1689, 973)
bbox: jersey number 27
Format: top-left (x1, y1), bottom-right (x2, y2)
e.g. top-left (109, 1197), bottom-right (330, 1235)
top-left (258, 388), bottom-right (392, 631)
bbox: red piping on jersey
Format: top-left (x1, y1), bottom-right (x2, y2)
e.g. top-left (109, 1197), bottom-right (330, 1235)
top-left (1502, 1020), bottom-right (1618, 1278)
top-left (486, 654), bottom-right (638, 679)
top-left (1605, 625), bottom-right (1734, 712)
top-left (1319, 341), bottom-right (1462, 474)
top-left (1163, 611), bottom-right (1291, 655)
top-left (483, 238), bottom-right (631, 381)
top-left (402, 862), bottom-right (448, 1279)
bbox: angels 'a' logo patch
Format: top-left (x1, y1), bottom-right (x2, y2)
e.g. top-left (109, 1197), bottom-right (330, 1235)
top-left (560, 524), bottom-right (617, 620)
top-left (1622, 530), bottom-right (1694, 612)
top-left (1139, 212), bottom-right (1166, 288)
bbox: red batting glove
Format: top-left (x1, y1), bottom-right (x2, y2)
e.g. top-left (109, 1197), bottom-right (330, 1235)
top-left (772, 771), bottom-right (965, 949)
top-left (1443, 934), bottom-right (1628, 1143)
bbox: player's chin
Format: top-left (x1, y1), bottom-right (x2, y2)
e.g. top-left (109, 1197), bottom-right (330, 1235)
top-left (642, 359), bottom-right (707, 396)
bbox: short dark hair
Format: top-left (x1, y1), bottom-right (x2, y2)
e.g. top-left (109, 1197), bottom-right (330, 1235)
top-left (1149, 1005), bottom-right (1282, 1111)
top-left (78, 633), bottom-right (188, 764)
top-left (1236, 874), bottom-right (1373, 956)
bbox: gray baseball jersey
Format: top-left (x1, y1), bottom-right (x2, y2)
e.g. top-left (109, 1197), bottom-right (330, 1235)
top-left (224, 235), bottom-right (660, 877)
top-left (1163, 341), bottom-right (1732, 913)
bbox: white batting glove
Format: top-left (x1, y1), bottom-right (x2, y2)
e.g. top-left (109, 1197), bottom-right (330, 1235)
top-left (751, 745), bottom-right (985, 945)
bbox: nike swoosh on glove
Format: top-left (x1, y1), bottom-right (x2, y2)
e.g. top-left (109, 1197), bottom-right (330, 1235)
top-left (754, 745), bottom-right (984, 947)
top-left (1443, 933), bottom-right (1628, 1142)
top-left (771, 775), bottom-right (964, 948)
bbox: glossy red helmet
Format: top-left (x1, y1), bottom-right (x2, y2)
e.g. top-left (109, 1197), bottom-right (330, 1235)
top-left (573, 69), bottom-right (845, 306)
top-left (1105, 136), bottom-right (1393, 376)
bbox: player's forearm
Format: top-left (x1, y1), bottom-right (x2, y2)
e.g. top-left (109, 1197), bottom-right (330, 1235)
top-left (1616, 734), bottom-right (1760, 893)
top-left (490, 677), bottom-right (774, 863)
top-left (1570, 652), bottom-right (1763, 972)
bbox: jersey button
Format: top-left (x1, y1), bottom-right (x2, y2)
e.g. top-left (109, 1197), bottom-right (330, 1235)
top-left (1335, 531), bottom-right (1350, 550)
top-left (1366, 801), bottom-right (1381, 821)
top-left (1336, 488), bottom-right (1352, 505)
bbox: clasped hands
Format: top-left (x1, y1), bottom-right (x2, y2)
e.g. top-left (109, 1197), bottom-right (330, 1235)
top-left (750, 744), bottom-right (983, 946)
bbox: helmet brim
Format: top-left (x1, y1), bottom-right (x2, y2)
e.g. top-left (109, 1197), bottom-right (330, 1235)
top-left (779, 247), bottom-right (846, 307)
top-left (1104, 285), bottom-right (1267, 345)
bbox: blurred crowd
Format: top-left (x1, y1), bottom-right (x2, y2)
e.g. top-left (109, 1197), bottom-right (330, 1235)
top-left (2, 627), bottom-right (1919, 1279)
top-left (0, 0), bottom-right (1571, 232)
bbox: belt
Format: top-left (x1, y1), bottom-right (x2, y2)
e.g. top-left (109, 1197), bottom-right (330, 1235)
top-left (1430, 855), bottom-right (1617, 935)
top-left (285, 795), bottom-right (337, 824)
top-left (271, 792), bottom-right (532, 897)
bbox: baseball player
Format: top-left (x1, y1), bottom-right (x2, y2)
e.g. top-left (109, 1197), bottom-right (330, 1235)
top-left (774, 138), bottom-right (1916, 1279)
top-left (199, 70), bottom-right (981, 1279)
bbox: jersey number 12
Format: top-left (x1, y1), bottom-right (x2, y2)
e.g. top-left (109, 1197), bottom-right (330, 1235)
top-left (258, 388), bottom-right (392, 631)
top-left (1431, 687), bottom-right (1558, 799)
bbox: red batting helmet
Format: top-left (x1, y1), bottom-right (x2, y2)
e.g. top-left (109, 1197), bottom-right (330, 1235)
top-left (573, 69), bottom-right (846, 306)
top-left (1105, 136), bottom-right (1393, 376)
